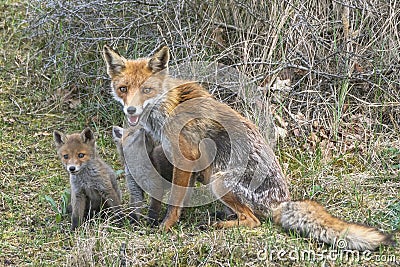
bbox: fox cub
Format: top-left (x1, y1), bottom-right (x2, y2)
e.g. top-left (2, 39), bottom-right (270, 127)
top-left (112, 125), bottom-right (173, 225)
top-left (54, 128), bottom-right (123, 230)
top-left (112, 125), bottom-right (232, 225)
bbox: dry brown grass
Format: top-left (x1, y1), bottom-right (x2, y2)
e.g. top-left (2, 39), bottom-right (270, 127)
top-left (27, 0), bottom-right (400, 130)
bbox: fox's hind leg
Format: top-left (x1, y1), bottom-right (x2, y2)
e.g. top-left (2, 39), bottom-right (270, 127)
top-left (101, 187), bottom-right (125, 225)
top-left (210, 171), bottom-right (260, 228)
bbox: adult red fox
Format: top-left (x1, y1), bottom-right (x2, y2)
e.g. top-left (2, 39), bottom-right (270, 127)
top-left (102, 45), bottom-right (394, 251)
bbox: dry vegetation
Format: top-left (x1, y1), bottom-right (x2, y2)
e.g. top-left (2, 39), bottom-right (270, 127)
top-left (1, 0), bottom-right (399, 266)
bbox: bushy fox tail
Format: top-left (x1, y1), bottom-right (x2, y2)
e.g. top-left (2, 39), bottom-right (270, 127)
top-left (272, 200), bottom-right (395, 251)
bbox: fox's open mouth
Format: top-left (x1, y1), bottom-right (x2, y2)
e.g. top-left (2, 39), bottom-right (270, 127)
top-left (127, 115), bottom-right (140, 126)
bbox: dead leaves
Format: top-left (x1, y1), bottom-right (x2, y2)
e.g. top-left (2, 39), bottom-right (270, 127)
top-left (208, 27), bottom-right (226, 50)
top-left (269, 77), bottom-right (292, 103)
top-left (54, 87), bottom-right (81, 109)
top-left (3, 117), bottom-right (15, 124)
top-left (272, 106), bottom-right (377, 162)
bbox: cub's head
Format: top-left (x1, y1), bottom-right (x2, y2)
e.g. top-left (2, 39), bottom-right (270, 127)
top-left (111, 126), bottom-right (124, 164)
top-left (103, 45), bottom-right (170, 126)
top-left (54, 128), bottom-right (96, 174)
top-left (112, 125), bottom-right (148, 165)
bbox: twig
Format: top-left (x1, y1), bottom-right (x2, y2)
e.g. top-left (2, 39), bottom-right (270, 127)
top-left (119, 242), bottom-right (126, 267)
top-left (9, 97), bottom-right (23, 115)
top-left (347, 93), bottom-right (400, 107)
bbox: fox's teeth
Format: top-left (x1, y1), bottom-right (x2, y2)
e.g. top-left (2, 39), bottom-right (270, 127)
top-left (128, 115), bottom-right (140, 125)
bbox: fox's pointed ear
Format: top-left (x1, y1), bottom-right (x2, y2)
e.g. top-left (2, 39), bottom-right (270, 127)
top-left (148, 46), bottom-right (169, 73)
top-left (54, 130), bottom-right (67, 148)
top-left (112, 126), bottom-right (123, 141)
top-left (103, 45), bottom-right (127, 77)
top-left (81, 128), bottom-right (95, 144)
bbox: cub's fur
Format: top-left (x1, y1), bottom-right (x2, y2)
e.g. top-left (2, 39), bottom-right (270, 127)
top-left (112, 125), bottom-right (173, 225)
top-left (54, 128), bottom-right (123, 230)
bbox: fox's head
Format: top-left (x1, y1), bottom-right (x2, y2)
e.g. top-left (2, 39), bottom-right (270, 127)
top-left (54, 128), bottom-right (96, 175)
top-left (103, 45), bottom-right (170, 126)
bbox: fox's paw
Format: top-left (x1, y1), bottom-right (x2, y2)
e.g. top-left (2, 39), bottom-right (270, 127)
top-left (109, 211), bottom-right (126, 228)
top-left (147, 218), bottom-right (159, 228)
top-left (210, 221), bottom-right (226, 229)
top-left (210, 211), bottom-right (238, 221)
top-left (158, 221), bottom-right (174, 233)
top-left (195, 221), bottom-right (211, 231)
top-left (71, 217), bottom-right (80, 231)
top-left (128, 212), bottom-right (141, 225)
top-left (158, 223), bottom-right (168, 232)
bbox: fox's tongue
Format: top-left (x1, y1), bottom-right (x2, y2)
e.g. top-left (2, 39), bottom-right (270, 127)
top-left (128, 115), bottom-right (140, 125)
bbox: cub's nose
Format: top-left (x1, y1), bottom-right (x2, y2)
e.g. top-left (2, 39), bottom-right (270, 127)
top-left (127, 106), bottom-right (136, 115)
top-left (69, 166), bottom-right (76, 172)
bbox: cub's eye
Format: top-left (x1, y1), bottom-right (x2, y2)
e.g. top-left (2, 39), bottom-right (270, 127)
top-left (142, 88), bottom-right (152, 94)
top-left (119, 86), bottom-right (127, 93)
top-left (78, 153), bottom-right (85, 158)
top-left (63, 154), bottom-right (69, 159)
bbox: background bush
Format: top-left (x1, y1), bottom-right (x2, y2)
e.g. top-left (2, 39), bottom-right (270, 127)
top-left (26, 0), bottom-right (399, 139)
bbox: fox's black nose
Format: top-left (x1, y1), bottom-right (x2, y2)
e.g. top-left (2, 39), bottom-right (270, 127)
top-left (69, 166), bottom-right (76, 172)
top-left (127, 106), bottom-right (136, 115)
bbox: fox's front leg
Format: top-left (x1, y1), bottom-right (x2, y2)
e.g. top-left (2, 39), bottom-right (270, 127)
top-left (126, 170), bottom-right (144, 223)
top-left (148, 183), bottom-right (164, 226)
top-left (147, 170), bottom-right (166, 226)
top-left (160, 168), bottom-right (194, 231)
top-left (71, 191), bottom-right (86, 231)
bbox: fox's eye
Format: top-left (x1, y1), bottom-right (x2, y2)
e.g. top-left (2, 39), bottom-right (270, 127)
top-left (63, 154), bottom-right (69, 159)
top-left (142, 88), bottom-right (152, 94)
top-left (119, 86), bottom-right (127, 93)
top-left (78, 153), bottom-right (85, 158)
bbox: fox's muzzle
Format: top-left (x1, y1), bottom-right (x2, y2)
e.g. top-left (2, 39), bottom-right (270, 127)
top-left (67, 164), bottom-right (80, 174)
top-left (126, 106), bottom-right (136, 114)
top-left (124, 105), bottom-right (142, 126)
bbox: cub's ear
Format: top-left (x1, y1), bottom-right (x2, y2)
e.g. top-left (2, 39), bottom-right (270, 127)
top-left (112, 126), bottom-right (124, 142)
top-left (81, 128), bottom-right (95, 144)
top-left (148, 46), bottom-right (169, 73)
top-left (103, 45), bottom-right (127, 77)
top-left (54, 130), bottom-right (67, 148)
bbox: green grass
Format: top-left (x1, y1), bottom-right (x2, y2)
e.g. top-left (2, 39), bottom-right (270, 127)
top-left (1, 1), bottom-right (399, 266)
